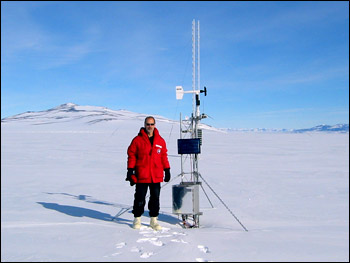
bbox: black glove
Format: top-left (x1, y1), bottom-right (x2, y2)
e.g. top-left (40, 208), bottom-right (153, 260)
top-left (126, 168), bottom-right (136, 186)
top-left (164, 168), bottom-right (171, 182)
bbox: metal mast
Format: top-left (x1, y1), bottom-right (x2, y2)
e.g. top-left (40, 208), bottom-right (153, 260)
top-left (192, 19), bottom-right (196, 117)
top-left (197, 20), bottom-right (200, 117)
top-left (174, 19), bottom-right (207, 228)
top-left (175, 19), bottom-right (206, 182)
top-left (174, 20), bottom-right (248, 231)
top-left (192, 19), bottom-right (199, 182)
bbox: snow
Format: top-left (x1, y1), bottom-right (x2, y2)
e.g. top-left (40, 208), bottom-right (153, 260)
top-left (1, 104), bottom-right (349, 262)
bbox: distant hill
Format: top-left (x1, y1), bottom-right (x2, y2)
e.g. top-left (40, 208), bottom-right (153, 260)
top-left (2, 103), bottom-right (348, 133)
top-left (0, 102), bottom-right (220, 132)
top-left (222, 124), bottom-right (349, 133)
top-left (0, 103), bottom-right (175, 125)
top-left (292, 124), bottom-right (349, 133)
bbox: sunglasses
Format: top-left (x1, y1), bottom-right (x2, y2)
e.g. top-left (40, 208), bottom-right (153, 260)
top-left (146, 123), bottom-right (155, 126)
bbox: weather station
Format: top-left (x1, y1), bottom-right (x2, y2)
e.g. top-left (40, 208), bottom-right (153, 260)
top-left (172, 20), bottom-right (248, 231)
top-left (172, 19), bottom-right (208, 228)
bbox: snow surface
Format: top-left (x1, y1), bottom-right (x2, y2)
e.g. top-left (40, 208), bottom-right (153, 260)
top-left (1, 104), bottom-right (349, 262)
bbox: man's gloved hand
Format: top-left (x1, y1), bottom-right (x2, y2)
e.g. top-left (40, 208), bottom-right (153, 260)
top-left (126, 168), bottom-right (137, 186)
top-left (164, 168), bottom-right (171, 182)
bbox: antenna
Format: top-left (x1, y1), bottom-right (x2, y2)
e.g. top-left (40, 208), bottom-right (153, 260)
top-left (173, 20), bottom-right (248, 231)
top-left (172, 19), bottom-right (208, 228)
top-left (192, 19), bottom-right (196, 116)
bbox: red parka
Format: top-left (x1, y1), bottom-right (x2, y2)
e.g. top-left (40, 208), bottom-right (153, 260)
top-left (127, 127), bottom-right (170, 183)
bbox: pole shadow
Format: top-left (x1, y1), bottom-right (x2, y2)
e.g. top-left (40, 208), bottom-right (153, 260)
top-left (44, 192), bottom-right (128, 208)
top-left (37, 202), bottom-right (132, 226)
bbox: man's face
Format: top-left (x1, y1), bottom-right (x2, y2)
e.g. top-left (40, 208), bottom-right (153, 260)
top-left (144, 118), bottom-right (155, 135)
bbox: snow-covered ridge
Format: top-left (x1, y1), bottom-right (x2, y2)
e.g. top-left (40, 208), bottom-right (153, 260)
top-left (1, 103), bottom-right (176, 125)
top-left (0, 103), bottom-right (224, 133)
top-left (292, 124), bottom-right (349, 133)
top-left (2, 103), bottom-right (348, 133)
top-left (222, 124), bottom-right (349, 133)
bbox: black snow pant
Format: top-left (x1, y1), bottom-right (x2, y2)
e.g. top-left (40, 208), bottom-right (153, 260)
top-left (132, 183), bottom-right (161, 218)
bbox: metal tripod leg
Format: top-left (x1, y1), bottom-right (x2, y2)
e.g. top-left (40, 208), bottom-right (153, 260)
top-left (200, 183), bottom-right (214, 208)
top-left (198, 173), bottom-right (248, 232)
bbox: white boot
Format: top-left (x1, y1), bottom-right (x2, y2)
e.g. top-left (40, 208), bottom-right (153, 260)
top-left (132, 217), bottom-right (141, 229)
top-left (150, 217), bottom-right (162, 231)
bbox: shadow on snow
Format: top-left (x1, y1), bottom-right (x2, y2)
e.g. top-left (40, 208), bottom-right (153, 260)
top-left (36, 202), bottom-right (131, 226)
top-left (38, 192), bottom-right (182, 226)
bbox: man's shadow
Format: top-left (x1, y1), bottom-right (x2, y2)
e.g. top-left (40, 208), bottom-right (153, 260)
top-left (38, 193), bottom-right (182, 226)
top-left (37, 202), bottom-right (132, 226)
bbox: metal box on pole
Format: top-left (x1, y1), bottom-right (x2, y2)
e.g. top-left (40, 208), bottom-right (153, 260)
top-left (172, 182), bottom-right (201, 215)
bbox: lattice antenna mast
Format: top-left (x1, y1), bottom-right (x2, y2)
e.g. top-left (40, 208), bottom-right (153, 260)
top-left (173, 19), bottom-right (209, 228)
top-left (175, 19), bottom-right (207, 182)
top-left (173, 20), bottom-right (248, 231)
top-left (192, 19), bottom-right (196, 118)
top-left (192, 19), bottom-right (201, 138)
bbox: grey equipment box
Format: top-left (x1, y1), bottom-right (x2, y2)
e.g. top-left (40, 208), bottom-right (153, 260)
top-left (172, 182), bottom-right (201, 215)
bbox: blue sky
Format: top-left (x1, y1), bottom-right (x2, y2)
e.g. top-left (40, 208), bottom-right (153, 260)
top-left (1, 1), bottom-right (349, 129)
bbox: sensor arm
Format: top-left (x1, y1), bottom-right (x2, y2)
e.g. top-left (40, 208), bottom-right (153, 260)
top-left (176, 86), bottom-right (207, 100)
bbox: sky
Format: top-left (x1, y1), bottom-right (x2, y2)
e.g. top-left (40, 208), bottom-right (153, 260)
top-left (1, 1), bottom-right (349, 129)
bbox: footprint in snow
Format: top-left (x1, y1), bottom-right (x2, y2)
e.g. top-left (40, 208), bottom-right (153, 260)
top-left (115, 242), bottom-right (126, 249)
top-left (196, 258), bottom-right (211, 262)
top-left (137, 237), bottom-right (163, 246)
top-left (172, 231), bottom-right (187, 236)
top-left (140, 251), bottom-right (154, 258)
top-left (130, 246), bottom-right (141, 253)
top-left (171, 238), bottom-right (188, 243)
top-left (198, 245), bottom-right (210, 253)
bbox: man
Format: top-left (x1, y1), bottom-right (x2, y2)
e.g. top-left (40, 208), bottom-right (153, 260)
top-left (126, 116), bottom-right (171, 230)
